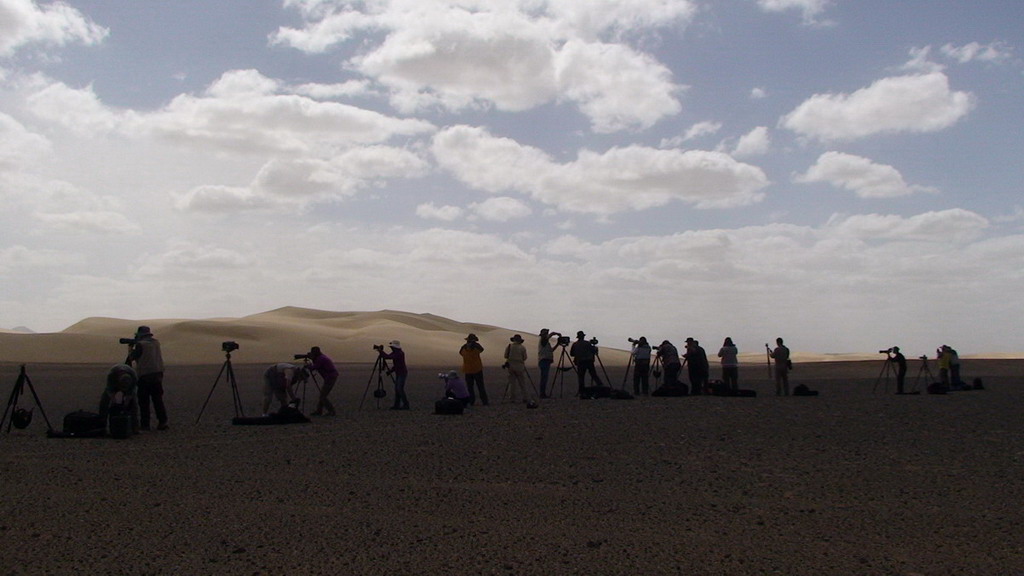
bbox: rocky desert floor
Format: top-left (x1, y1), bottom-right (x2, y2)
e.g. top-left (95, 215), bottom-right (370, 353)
top-left (1, 360), bottom-right (1022, 575)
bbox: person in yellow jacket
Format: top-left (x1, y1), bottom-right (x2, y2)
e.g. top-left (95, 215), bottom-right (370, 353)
top-left (459, 333), bottom-right (488, 405)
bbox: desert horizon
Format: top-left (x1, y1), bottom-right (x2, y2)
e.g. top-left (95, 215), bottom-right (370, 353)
top-left (2, 306), bottom-right (1020, 368)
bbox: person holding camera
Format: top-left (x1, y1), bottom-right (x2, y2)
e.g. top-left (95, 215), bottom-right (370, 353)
top-left (769, 337), bottom-right (791, 396)
top-left (129, 326), bottom-right (168, 431)
top-left (570, 331), bottom-right (603, 396)
top-left (718, 337), bottom-right (739, 394)
top-left (379, 340), bottom-right (410, 410)
top-left (890, 346), bottom-right (907, 394)
top-left (630, 337), bottom-right (652, 395)
top-left (537, 329), bottom-right (557, 398)
top-left (504, 334), bottom-right (536, 406)
top-left (656, 340), bottom-right (682, 390)
top-left (307, 346), bottom-right (339, 416)
top-left (443, 370), bottom-right (471, 406)
top-left (459, 333), bottom-right (488, 406)
top-left (684, 338), bottom-right (709, 395)
top-left (262, 363), bottom-right (304, 415)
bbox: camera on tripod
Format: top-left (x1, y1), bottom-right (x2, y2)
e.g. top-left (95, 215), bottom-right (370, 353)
top-left (294, 353), bottom-right (311, 360)
top-left (879, 348), bottom-right (893, 354)
top-left (222, 341), bottom-right (239, 353)
top-left (556, 336), bottom-right (570, 346)
top-left (589, 337), bottom-right (599, 346)
top-left (437, 372), bottom-right (450, 381)
top-left (118, 337), bottom-right (137, 346)
top-left (373, 344), bottom-right (385, 352)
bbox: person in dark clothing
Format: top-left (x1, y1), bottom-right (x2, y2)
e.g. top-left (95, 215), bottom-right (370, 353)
top-left (569, 331), bottom-right (603, 397)
top-left (630, 337), bottom-right (652, 395)
top-left (891, 346), bottom-right (908, 394)
top-left (129, 326), bottom-right (168, 431)
top-left (656, 340), bottom-right (682, 390)
top-left (684, 338), bottom-right (709, 395)
top-left (379, 340), bottom-right (410, 410)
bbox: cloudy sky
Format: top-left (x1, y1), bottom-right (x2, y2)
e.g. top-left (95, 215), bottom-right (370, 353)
top-left (1, 0), bottom-right (1022, 355)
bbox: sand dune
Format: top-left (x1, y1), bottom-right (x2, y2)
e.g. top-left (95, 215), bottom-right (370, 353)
top-left (2, 307), bottom-right (1017, 366)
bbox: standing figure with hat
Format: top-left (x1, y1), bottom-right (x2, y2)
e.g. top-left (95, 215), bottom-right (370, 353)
top-left (307, 346), bottom-right (340, 416)
top-left (459, 333), bottom-right (488, 406)
top-left (537, 328), bottom-right (558, 398)
top-left (684, 338), bottom-right (709, 395)
top-left (570, 331), bottom-right (603, 397)
top-left (378, 340), bottom-right (410, 410)
top-left (504, 334), bottom-right (536, 406)
top-left (129, 325), bottom-right (168, 430)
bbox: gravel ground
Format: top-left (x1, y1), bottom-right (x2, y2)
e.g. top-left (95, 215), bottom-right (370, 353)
top-left (1, 361), bottom-right (1022, 575)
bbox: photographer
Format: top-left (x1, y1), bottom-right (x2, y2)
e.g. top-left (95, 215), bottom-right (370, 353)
top-left (442, 370), bottom-right (471, 406)
top-left (503, 334), bottom-right (535, 406)
top-left (630, 337), bottom-right (652, 395)
top-left (769, 338), bottom-right (791, 396)
top-left (262, 363), bottom-right (304, 416)
top-left (656, 340), bottom-right (682, 390)
top-left (128, 326), bottom-right (168, 431)
top-left (684, 338), bottom-right (709, 395)
top-left (537, 329), bottom-right (558, 398)
top-left (889, 346), bottom-right (907, 394)
top-left (718, 337), bottom-right (739, 393)
top-left (570, 331), bottom-right (604, 396)
top-left (459, 333), bottom-right (488, 406)
top-left (378, 340), bottom-right (410, 410)
top-left (306, 346), bottom-right (339, 417)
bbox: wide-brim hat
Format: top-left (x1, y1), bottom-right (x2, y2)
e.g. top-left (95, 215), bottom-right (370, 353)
top-left (510, 334), bottom-right (524, 343)
top-left (135, 325), bottom-right (153, 337)
top-left (539, 328), bottom-right (549, 335)
top-left (576, 331), bottom-right (585, 338)
top-left (465, 333), bottom-right (479, 342)
top-left (389, 340), bottom-right (402, 349)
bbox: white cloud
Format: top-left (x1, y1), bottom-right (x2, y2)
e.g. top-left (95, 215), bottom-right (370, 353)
top-left (732, 126), bottom-right (771, 158)
top-left (941, 41), bottom-right (1013, 64)
top-left (416, 202), bottom-right (464, 221)
top-left (684, 120), bottom-right (722, 141)
top-left (827, 209), bottom-right (988, 243)
top-left (750, 87), bottom-right (768, 99)
top-left (780, 72), bottom-right (975, 141)
top-left (33, 210), bottom-right (140, 234)
top-left (0, 111), bottom-right (50, 168)
top-left (753, 0), bottom-right (832, 25)
top-left (795, 151), bottom-right (938, 198)
top-left (469, 197), bottom-right (532, 221)
top-left (0, 0), bottom-right (108, 57)
top-left (273, 0), bottom-right (691, 132)
top-left (432, 125), bottom-right (769, 215)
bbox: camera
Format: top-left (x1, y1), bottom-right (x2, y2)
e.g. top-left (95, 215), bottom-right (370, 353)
top-left (222, 341), bottom-right (239, 352)
top-left (589, 337), bottom-right (599, 345)
top-left (294, 353), bottom-right (310, 360)
top-left (556, 336), bottom-right (570, 346)
top-left (119, 337), bottom-right (137, 345)
top-left (628, 337), bottom-right (638, 344)
top-left (437, 372), bottom-right (450, 380)
top-left (373, 344), bottom-right (384, 352)
top-left (879, 348), bottom-right (893, 354)
top-left (919, 355), bottom-right (928, 361)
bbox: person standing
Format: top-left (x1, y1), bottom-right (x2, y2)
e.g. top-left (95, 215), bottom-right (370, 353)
top-left (684, 338), bottom-right (709, 395)
top-left (891, 346), bottom-right (908, 394)
top-left (379, 340), bottom-right (410, 410)
top-left (949, 346), bottom-right (962, 388)
top-left (504, 334), bottom-right (535, 406)
top-left (770, 337), bottom-right (791, 396)
top-left (130, 326), bottom-right (168, 431)
top-left (657, 340), bottom-right (682, 390)
top-left (570, 331), bottom-right (603, 397)
top-left (631, 337), bottom-right (652, 395)
top-left (718, 337), bottom-right (739, 394)
top-left (537, 329), bottom-right (556, 398)
top-left (308, 346), bottom-right (339, 416)
top-left (459, 333), bottom-right (488, 406)
top-left (937, 345), bottom-right (952, 390)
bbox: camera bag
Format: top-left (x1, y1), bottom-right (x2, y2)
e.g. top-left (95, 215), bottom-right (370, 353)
top-left (792, 384), bottom-right (819, 396)
top-left (434, 398), bottom-right (464, 415)
top-left (108, 404), bottom-right (132, 439)
top-left (59, 410), bottom-right (106, 437)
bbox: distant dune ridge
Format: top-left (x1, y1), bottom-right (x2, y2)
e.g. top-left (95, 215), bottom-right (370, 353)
top-left (3, 307), bottom-right (1016, 366)
top-left (0, 307), bottom-right (635, 366)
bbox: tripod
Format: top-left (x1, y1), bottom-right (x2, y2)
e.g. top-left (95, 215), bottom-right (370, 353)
top-left (2, 365), bottom-right (54, 434)
top-left (548, 343), bottom-right (577, 398)
top-left (195, 350), bottom-right (244, 424)
top-left (912, 356), bottom-right (934, 394)
top-left (360, 355), bottom-right (393, 410)
top-left (649, 355), bottom-right (663, 390)
top-left (873, 354), bottom-right (896, 393)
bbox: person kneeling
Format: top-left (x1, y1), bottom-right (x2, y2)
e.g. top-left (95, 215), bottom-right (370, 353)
top-left (99, 364), bottom-right (140, 435)
top-left (262, 363), bottom-right (305, 416)
top-left (444, 370), bottom-right (471, 407)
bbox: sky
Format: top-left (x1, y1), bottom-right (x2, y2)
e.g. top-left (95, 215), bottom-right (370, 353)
top-left (1, 0), bottom-right (1022, 356)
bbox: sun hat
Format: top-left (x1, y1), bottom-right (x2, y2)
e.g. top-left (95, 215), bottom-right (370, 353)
top-left (389, 340), bottom-right (401, 349)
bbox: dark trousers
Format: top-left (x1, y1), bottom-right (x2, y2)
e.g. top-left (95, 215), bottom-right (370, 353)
top-left (722, 366), bottom-right (739, 392)
top-left (465, 371), bottom-right (488, 405)
top-left (664, 363), bottom-right (682, 390)
top-left (688, 369), bottom-right (708, 395)
top-left (392, 373), bottom-right (410, 409)
top-left (896, 367), bottom-right (907, 393)
top-left (137, 372), bottom-right (167, 427)
top-left (633, 360), bottom-right (650, 395)
top-left (576, 360), bottom-right (603, 393)
top-left (538, 359), bottom-right (552, 397)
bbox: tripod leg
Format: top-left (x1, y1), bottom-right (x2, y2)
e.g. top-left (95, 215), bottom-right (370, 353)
top-left (2, 376), bottom-right (21, 432)
top-left (196, 360), bottom-right (230, 424)
top-left (21, 370), bottom-right (54, 432)
top-left (227, 361), bottom-right (244, 417)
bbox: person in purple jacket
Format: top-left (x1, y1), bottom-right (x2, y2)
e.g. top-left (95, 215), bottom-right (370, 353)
top-left (307, 346), bottom-right (340, 416)
top-left (378, 340), bottom-right (410, 410)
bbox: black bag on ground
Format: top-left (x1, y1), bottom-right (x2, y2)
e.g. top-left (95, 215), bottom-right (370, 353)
top-left (793, 384), bottom-right (819, 396)
top-left (652, 385), bottom-right (688, 397)
top-left (233, 406), bottom-right (311, 425)
top-left (581, 385), bottom-right (613, 399)
top-left (434, 398), bottom-right (464, 415)
top-left (51, 410), bottom-right (106, 438)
